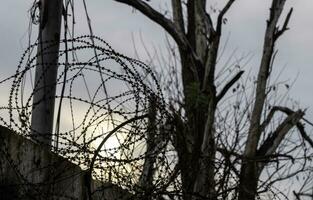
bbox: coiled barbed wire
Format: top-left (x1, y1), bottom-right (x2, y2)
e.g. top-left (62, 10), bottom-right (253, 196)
top-left (0, 35), bottom-right (181, 199)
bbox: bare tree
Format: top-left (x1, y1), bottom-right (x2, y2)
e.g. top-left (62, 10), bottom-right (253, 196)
top-left (111, 0), bottom-right (311, 200)
top-left (2, 1), bottom-right (313, 200)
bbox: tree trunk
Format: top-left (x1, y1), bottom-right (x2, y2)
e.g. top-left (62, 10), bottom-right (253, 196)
top-left (238, 1), bottom-right (292, 199)
top-left (238, 162), bottom-right (259, 200)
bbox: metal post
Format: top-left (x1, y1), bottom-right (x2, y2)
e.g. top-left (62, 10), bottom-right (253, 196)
top-left (30, 0), bottom-right (63, 147)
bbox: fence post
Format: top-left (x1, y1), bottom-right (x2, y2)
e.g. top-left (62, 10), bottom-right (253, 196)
top-left (31, 0), bottom-right (63, 147)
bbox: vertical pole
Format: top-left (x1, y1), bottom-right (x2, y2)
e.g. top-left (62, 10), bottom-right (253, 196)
top-left (30, 0), bottom-right (63, 147)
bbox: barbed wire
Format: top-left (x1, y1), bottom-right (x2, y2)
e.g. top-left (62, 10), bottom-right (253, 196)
top-left (1, 1), bottom-right (313, 200)
top-left (0, 32), bottom-right (183, 199)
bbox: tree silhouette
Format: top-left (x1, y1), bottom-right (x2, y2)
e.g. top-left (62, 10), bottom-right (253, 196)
top-left (1, 1), bottom-right (313, 200)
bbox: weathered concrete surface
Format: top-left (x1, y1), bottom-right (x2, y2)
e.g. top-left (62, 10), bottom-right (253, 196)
top-left (0, 126), bottom-right (130, 200)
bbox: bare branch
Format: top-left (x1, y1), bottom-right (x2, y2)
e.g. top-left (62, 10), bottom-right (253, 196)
top-left (260, 106), bottom-right (290, 132)
top-left (297, 122), bottom-right (313, 148)
top-left (171, 0), bottom-right (185, 33)
top-left (216, 0), bottom-right (236, 35)
top-left (115, 0), bottom-right (188, 49)
top-left (201, 0), bottom-right (236, 94)
top-left (217, 147), bottom-right (242, 159)
top-left (275, 8), bottom-right (293, 40)
top-left (216, 70), bottom-right (244, 102)
top-left (244, 0), bottom-right (288, 159)
top-left (260, 106), bottom-right (313, 152)
top-left (257, 109), bottom-right (304, 157)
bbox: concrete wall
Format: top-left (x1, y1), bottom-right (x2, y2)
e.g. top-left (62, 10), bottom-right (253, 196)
top-left (0, 126), bottom-right (130, 200)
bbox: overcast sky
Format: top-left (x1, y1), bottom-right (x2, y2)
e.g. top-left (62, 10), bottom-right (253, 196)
top-left (0, 0), bottom-right (312, 122)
